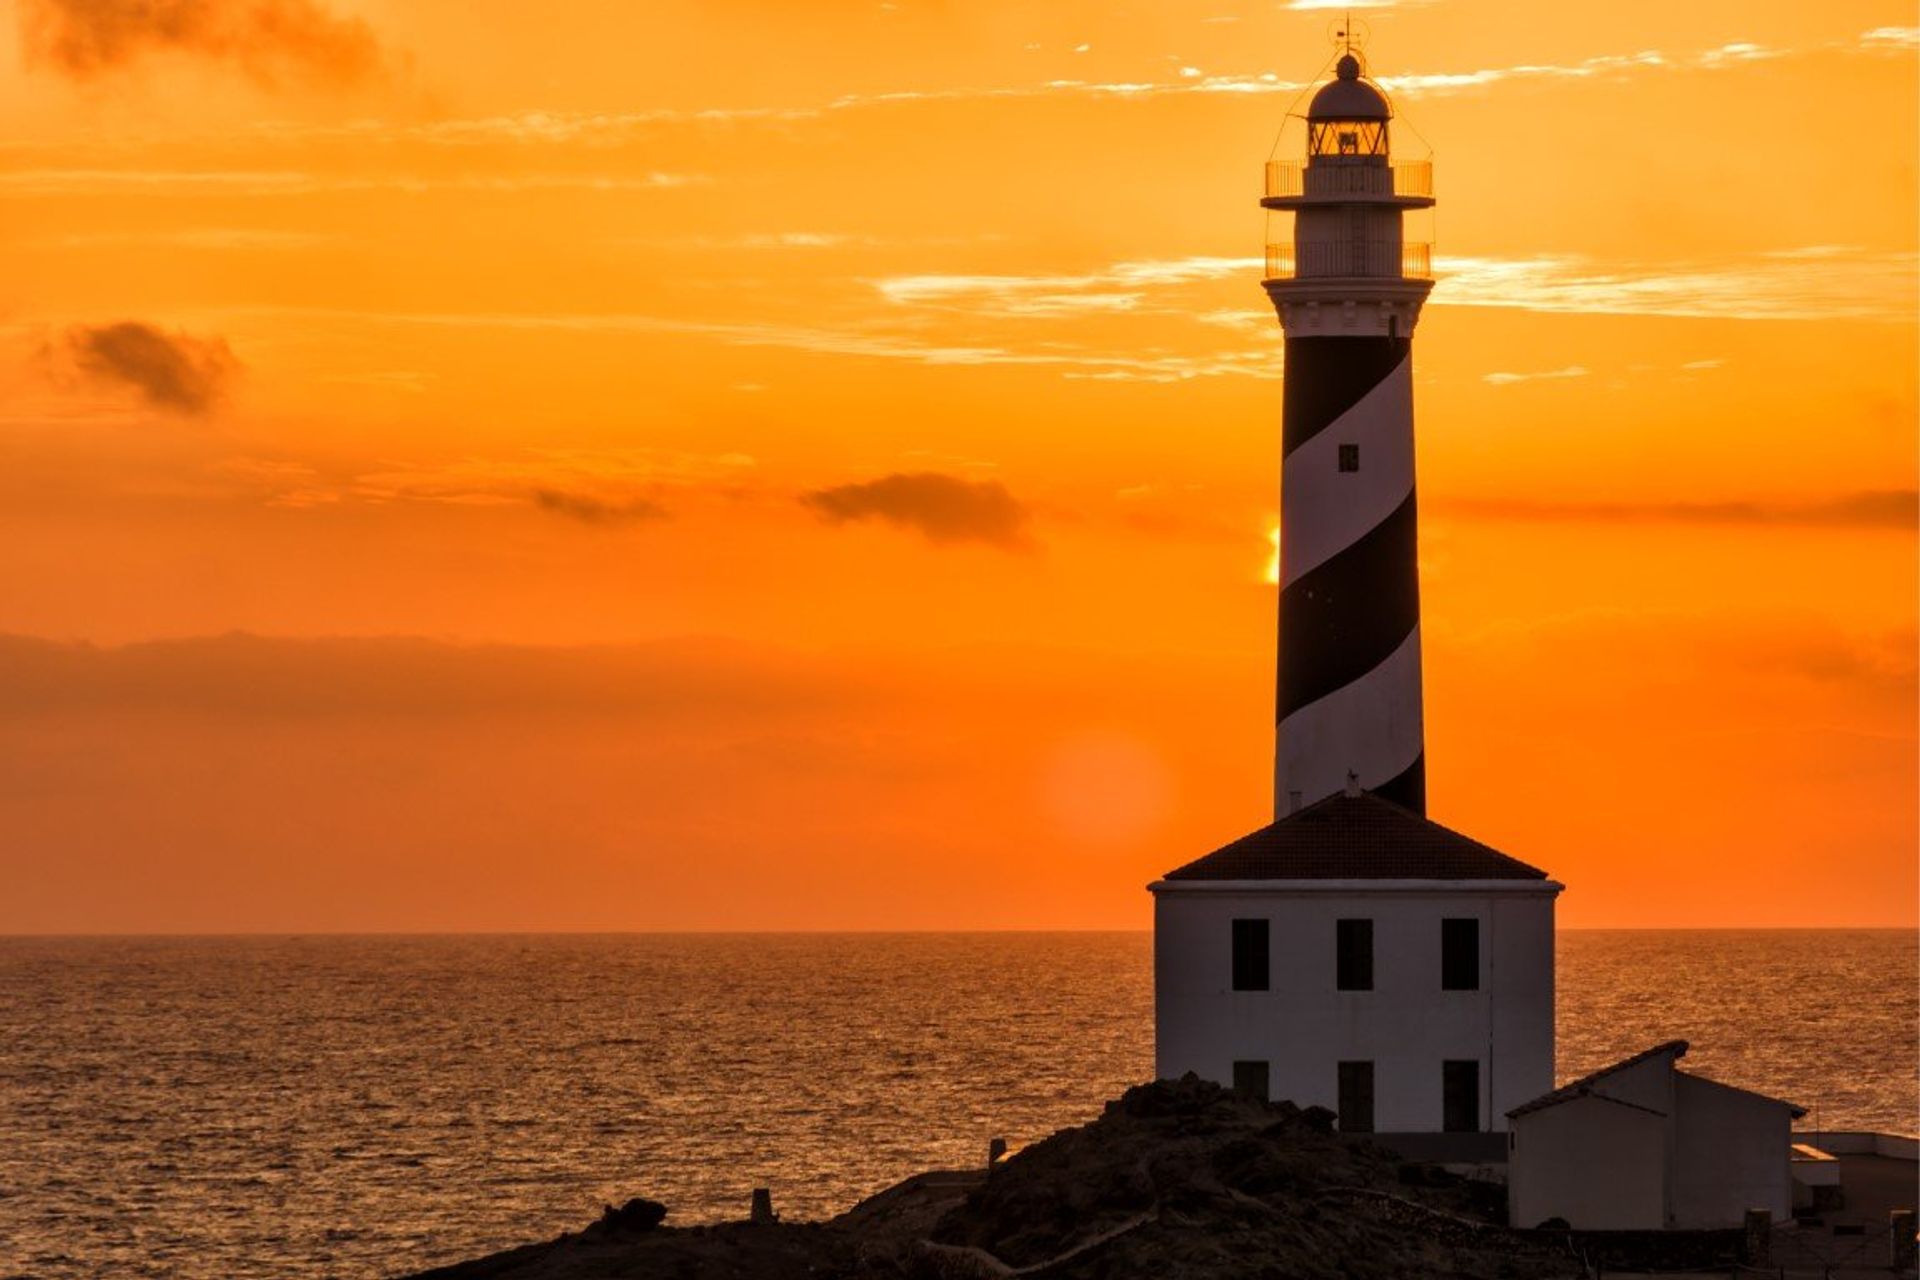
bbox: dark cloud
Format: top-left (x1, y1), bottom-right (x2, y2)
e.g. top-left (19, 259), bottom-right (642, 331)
top-left (1440, 490), bottom-right (1917, 530)
top-left (20, 0), bottom-right (381, 84)
top-left (64, 321), bottom-right (239, 415)
top-left (530, 488), bottom-right (670, 527)
top-left (800, 471), bottom-right (1034, 550)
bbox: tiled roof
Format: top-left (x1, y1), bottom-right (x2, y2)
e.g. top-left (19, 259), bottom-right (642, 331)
top-left (1506, 1041), bottom-right (1690, 1119)
top-left (1507, 1040), bottom-right (1808, 1120)
top-left (1159, 791), bottom-right (1552, 882)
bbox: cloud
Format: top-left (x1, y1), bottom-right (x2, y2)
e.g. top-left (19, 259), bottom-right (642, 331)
top-left (1434, 249), bottom-right (1918, 322)
top-left (1861, 26), bottom-right (1919, 50)
top-left (800, 472), bottom-right (1034, 550)
top-left (61, 321), bottom-right (239, 414)
top-left (530, 488), bottom-right (670, 526)
top-left (210, 447), bottom-right (748, 515)
top-left (0, 632), bottom-right (878, 718)
top-left (45, 228), bottom-right (329, 250)
top-left (1483, 365), bottom-right (1589, 386)
top-left (19, 0), bottom-right (382, 85)
top-left (246, 303), bottom-right (1284, 381)
top-left (1439, 490), bottom-right (1918, 530)
top-left (878, 246), bottom-right (1915, 328)
top-left (0, 170), bottom-right (707, 197)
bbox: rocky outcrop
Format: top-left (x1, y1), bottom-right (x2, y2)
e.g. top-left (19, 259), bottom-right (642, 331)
top-left (397, 1076), bottom-right (1584, 1279)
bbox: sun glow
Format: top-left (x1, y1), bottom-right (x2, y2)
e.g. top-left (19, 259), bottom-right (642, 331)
top-left (1265, 525), bottom-right (1281, 585)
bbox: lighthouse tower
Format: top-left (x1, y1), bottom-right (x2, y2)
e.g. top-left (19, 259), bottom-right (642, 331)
top-left (1263, 47), bottom-right (1434, 819)
top-left (1149, 42), bottom-right (1562, 1143)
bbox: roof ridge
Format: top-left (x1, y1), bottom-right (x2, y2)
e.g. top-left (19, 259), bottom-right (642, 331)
top-left (1506, 1041), bottom-right (1689, 1119)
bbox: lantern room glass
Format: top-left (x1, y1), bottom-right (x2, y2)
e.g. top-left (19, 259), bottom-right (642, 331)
top-left (1308, 119), bottom-right (1388, 159)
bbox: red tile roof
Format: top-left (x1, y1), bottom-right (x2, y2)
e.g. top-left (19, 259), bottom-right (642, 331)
top-left (1160, 791), bottom-right (1552, 882)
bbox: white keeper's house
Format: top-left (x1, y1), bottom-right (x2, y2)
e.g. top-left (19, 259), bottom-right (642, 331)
top-left (1150, 783), bottom-right (1560, 1140)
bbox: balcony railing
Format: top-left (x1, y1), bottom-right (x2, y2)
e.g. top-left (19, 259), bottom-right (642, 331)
top-left (1264, 240), bottom-right (1434, 281)
top-left (1264, 159), bottom-right (1433, 200)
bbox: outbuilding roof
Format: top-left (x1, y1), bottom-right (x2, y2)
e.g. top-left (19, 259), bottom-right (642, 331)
top-left (1507, 1040), bottom-right (1808, 1120)
top-left (1159, 791), bottom-right (1552, 882)
top-left (1507, 1041), bottom-right (1691, 1120)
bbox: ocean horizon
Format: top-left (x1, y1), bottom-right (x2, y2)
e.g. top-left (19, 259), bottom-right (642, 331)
top-left (2, 929), bottom-right (1912, 1278)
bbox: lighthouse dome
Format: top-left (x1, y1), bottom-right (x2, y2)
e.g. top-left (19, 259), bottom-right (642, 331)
top-left (1307, 53), bottom-right (1390, 120)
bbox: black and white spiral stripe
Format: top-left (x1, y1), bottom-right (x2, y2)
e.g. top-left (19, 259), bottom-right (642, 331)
top-left (1275, 334), bottom-right (1426, 816)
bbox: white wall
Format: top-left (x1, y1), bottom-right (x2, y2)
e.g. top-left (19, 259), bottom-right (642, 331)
top-left (1152, 880), bottom-right (1558, 1132)
top-left (1510, 1094), bottom-right (1667, 1229)
top-left (1672, 1073), bottom-right (1796, 1227)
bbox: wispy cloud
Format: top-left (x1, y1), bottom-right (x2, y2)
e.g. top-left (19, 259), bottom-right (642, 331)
top-left (1435, 249), bottom-right (1918, 322)
top-left (220, 447), bottom-right (752, 516)
top-left (243, 303), bottom-right (1283, 381)
top-left (801, 472), bottom-right (1034, 550)
top-left (147, 35), bottom-right (1853, 155)
top-left (1440, 490), bottom-right (1918, 530)
top-left (876, 256), bottom-right (1252, 307)
top-left (1484, 365), bottom-right (1589, 386)
top-left (1860, 26), bottom-right (1919, 50)
top-left (20, 0), bottom-right (384, 86)
top-left (57, 321), bottom-right (239, 415)
top-left (529, 488), bottom-right (671, 526)
top-left (0, 170), bottom-right (707, 197)
top-left (877, 247), bottom-right (1915, 327)
top-left (44, 227), bottom-right (329, 250)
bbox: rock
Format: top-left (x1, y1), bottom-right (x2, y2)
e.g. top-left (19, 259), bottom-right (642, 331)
top-left (394, 1078), bottom-right (1592, 1279)
top-left (595, 1197), bottom-right (666, 1234)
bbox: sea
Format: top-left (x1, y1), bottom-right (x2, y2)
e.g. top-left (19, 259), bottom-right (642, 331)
top-left (0, 930), bottom-right (1911, 1279)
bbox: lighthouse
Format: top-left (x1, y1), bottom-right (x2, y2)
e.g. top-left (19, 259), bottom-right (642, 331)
top-left (1263, 46), bottom-right (1434, 819)
top-left (1149, 41), bottom-right (1562, 1143)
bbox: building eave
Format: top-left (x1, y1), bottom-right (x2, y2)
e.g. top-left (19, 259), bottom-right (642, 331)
top-left (1148, 878), bottom-right (1566, 896)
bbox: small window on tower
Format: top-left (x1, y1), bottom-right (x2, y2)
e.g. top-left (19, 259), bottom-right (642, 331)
top-left (1338, 444), bottom-right (1360, 473)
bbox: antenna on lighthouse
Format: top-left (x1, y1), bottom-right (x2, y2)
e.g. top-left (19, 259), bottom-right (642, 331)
top-left (1327, 15), bottom-right (1371, 58)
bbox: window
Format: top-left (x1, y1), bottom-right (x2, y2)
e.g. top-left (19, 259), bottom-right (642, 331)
top-left (1338, 443), bottom-right (1360, 473)
top-left (1337, 1060), bottom-right (1374, 1133)
top-left (1441, 918), bottom-right (1480, 991)
top-left (1309, 120), bottom-right (1387, 157)
top-left (1231, 918), bottom-right (1269, 991)
top-left (1336, 918), bottom-right (1373, 991)
top-left (1443, 1060), bottom-right (1480, 1132)
top-left (1232, 1060), bottom-right (1270, 1101)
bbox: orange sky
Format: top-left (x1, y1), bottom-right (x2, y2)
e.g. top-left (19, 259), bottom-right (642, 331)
top-left (1, 0), bottom-right (1914, 932)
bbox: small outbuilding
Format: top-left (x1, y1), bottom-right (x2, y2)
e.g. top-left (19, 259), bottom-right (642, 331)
top-left (1507, 1040), bottom-right (1805, 1231)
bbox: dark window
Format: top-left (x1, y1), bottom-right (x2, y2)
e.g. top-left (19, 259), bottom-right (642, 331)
top-left (1337, 1060), bottom-right (1374, 1133)
top-left (1441, 918), bottom-right (1480, 991)
top-left (1232, 1060), bottom-right (1270, 1101)
top-left (1338, 443), bottom-right (1360, 472)
top-left (1336, 918), bottom-right (1373, 991)
top-left (1443, 1060), bottom-right (1480, 1132)
top-left (1231, 918), bottom-right (1269, 991)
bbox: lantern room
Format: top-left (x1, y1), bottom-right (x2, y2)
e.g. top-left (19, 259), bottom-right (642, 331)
top-left (1259, 40), bottom-right (1435, 289)
top-left (1307, 54), bottom-right (1390, 162)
